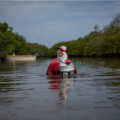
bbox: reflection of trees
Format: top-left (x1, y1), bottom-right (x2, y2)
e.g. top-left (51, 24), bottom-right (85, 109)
top-left (71, 57), bottom-right (120, 66)
top-left (0, 60), bottom-right (36, 104)
top-left (47, 75), bottom-right (75, 103)
top-left (70, 57), bottom-right (120, 73)
top-left (0, 60), bottom-right (36, 72)
top-left (0, 76), bottom-right (18, 104)
top-left (69, 58), bottom-right (120, 109)
top-left (0, 74), bottom-right (28, 104)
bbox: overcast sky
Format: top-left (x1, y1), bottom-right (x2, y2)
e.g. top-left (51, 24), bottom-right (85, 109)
top-left (0, 0), bottom-right (120, 48)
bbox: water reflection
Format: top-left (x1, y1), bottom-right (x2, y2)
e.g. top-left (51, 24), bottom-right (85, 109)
top-left (1, 58), bottom-right (120, 120)
top-left (47, 75), bottom-right (76, 103)
top-left (0, 60), bottom-right (36, 73)
top-left (0, 60), bottom-right (37, 105)
top-left (59, 77), bottom-right (75, 101)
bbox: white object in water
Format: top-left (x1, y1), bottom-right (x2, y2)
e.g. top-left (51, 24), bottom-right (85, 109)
top-left (59, 63), bottom-right (74, 72)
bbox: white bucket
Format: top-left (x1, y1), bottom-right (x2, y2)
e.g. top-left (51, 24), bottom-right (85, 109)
top-left (59, 63), bottom-right (74, 77)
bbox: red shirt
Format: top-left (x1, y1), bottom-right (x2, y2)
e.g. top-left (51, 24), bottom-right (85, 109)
top-left (46, 59), bottom-right (77, 75)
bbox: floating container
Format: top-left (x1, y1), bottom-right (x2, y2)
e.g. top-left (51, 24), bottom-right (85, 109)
top-left (59, 62), bottom-right (74, 77)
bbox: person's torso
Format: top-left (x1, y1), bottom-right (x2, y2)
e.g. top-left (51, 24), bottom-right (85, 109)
top-left (51, 59), bottom-right (72, 75)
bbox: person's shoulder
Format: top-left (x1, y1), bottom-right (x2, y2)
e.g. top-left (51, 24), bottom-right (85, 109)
top-left (51, 59), bottom-right (58, 64)
top-left (66, 59), bottom-right (72, 63)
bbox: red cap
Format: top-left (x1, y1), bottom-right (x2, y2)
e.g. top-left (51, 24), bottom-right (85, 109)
top-left (58, 46), bottom-right (68, 53)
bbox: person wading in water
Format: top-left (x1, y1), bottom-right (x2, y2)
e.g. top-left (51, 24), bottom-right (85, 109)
top-left (46, 46), bottom-right (77, 75)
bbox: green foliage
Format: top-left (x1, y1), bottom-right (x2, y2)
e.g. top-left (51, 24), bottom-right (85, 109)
top-left (0, 13), bottom-right (120, 58)
top-left (0, 30), bottom-right (16, 57)
top-left (0, 22), bottom-right (48, 58)
top-left (27, 43), bottom-right (49, 57)
top-left (48, 13), bottom-right (120, 57)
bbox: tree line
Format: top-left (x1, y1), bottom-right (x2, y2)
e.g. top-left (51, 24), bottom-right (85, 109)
top-left (0, 22), bottom-right (48, 58)
top-left (0, 13), bottom-right (120, 59)
top-left (48, 13), bottom-right (120, 57)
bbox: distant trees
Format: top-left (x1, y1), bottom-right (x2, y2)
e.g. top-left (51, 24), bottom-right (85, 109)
top-left (27, 43), bottom-right (48, 57)
top-left (0, 13), bottom-right (120, 59)
top-left (0, 23), bottom-right (15, 57)
top-left (47, 13), bottom-right (120, 57)
top-left (0, 22), bottom-right (48, 58)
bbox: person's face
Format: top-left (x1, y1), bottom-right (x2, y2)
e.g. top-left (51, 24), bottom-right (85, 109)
top-left (58, 50), bottom-right (63, 57)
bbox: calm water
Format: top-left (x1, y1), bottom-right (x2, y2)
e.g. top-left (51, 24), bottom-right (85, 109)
top-left (0, 57), bottom-right (120, 120)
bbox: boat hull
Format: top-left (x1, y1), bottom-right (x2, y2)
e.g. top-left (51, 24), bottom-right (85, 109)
top-left (5, 55), bottom-right (36, 61)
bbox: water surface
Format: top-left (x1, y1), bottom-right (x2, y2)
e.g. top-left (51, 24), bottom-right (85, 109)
top-left (0, 58), bottom-right (120, 120)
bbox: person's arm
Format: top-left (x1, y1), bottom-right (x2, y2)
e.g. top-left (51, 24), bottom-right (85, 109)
top-left (74, 67), bottom-right (77, 74)
top-left (46, 62), bottom-right (54, 75)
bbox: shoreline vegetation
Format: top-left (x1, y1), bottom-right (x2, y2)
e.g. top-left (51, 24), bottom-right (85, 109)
top-left (0, 13), bottom-right (120, 61)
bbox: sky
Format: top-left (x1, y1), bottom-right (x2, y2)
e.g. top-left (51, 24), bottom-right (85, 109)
top-left (0, 1), bottom-right (120, 48)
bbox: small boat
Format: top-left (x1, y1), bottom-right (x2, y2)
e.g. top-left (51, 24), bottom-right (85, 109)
top-left (5, 55), bottom-right (36, 61)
